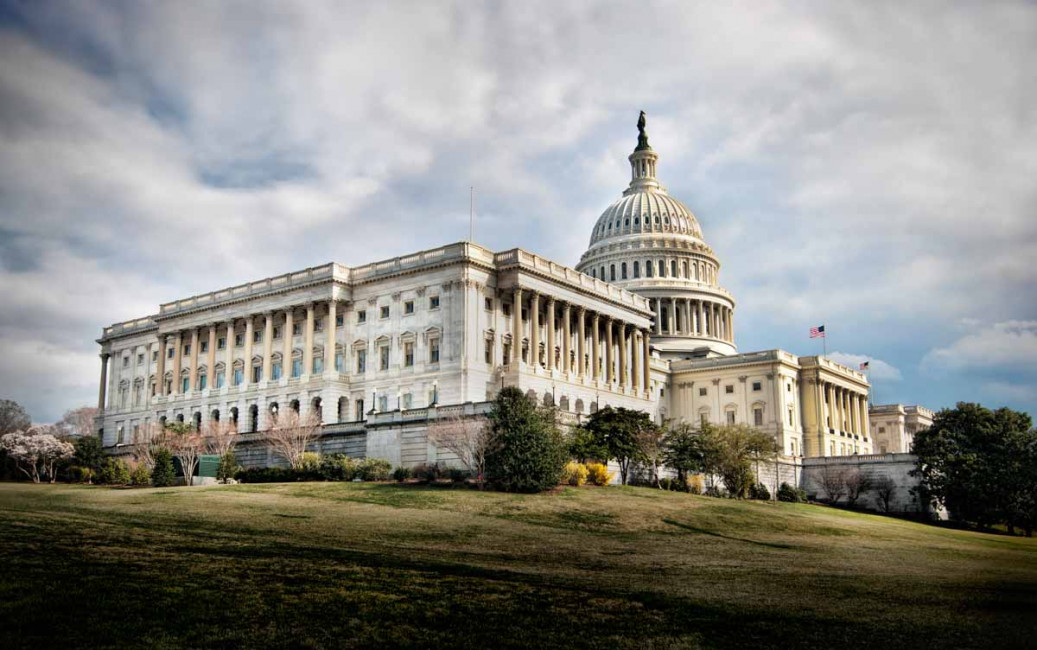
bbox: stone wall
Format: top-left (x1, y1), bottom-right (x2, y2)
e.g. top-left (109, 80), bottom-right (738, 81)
top-left (799, 453), bottom-right (935, 516)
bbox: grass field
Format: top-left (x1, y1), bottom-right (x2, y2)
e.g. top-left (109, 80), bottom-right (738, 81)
top-left (1, 482), bottom-right (1035, 649)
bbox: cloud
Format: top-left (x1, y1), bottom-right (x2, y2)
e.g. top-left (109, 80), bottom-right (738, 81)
top-left (827, 352), bottom-right (903, 382)
top-left (0, 1), bottom-right (1035, 421)
top-left (922, 321), bottom-right (1037, 372)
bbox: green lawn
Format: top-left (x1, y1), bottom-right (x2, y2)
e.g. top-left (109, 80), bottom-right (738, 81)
top-left (1, 482), bottom-right (1034, 649)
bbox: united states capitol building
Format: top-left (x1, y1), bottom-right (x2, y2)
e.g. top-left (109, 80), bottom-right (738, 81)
top-left (96, 115), bottom-right (886, 470)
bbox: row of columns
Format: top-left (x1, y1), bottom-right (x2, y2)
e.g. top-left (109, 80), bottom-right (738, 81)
top-left (510, 288), bottom-right (651, 395)
top-left (152, 300), bottom-right (340, 399)
top-left (648, 297), bottom-right (734, 343)
top-left (822, 381), bottom-right (870, 438)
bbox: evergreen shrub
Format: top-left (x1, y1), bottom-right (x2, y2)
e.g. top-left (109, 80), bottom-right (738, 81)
top-left (151, 448), bottom-right (176, 487)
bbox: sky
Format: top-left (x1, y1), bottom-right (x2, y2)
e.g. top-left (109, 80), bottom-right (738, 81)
top-left (0, 0), bottom-right (1035, 424)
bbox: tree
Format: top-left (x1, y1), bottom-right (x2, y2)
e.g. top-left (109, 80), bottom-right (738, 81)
top-left (266, 410), bottom-right (321, 469)
top-left (912, 402), bottom-right (1035, 532)
top-left (57, 406), bottom-right (99, 438)
top-left (72, 435), bottom-right (105, 475)
top-left (203, 419), bottom-right (238, 457)
top-left (636, 421), bottom-right (666, 488)
top-left (131, 421), bottom-right (169, 471)
top-left (151, 448), bottom-right (176, 487)
top-left (427, 412), bottom-right (489, 481)
top-left (872, 475), bottom-right (897, 513)
top-left (0, 400), bottom-right (31, 435)
top-left (164, 422), bottom-right (203, 486)
top-left (662, 422), bottom-right (708, 486)
top-left (578, 406), bottom-right (653, 485)
top-left (709, 424), bottom-right (778, 498)
top-left (816, 465), bottom-right (848, 504)
top-left (843, 468), bottom-right (873, 507)
top-left (0, 428), bottom-right (74, 483)
top-left (483, 387), bottom-right (566, 493)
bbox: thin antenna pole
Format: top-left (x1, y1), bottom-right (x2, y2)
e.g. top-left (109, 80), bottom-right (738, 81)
top-left (469, 186), bottom-right (474, 243)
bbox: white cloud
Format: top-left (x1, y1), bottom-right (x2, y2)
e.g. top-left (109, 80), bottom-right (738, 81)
top-left (922, 321), bottom-right (1037, 372)
top-left (827, 352), bottom-right (903, 382)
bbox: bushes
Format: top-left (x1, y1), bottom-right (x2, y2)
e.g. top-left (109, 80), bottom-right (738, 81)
top-left (357, 458), bottom-right (392, 482)
top-left (446, 467), bottom-right (469, 483)
top-left (688, 475), bottom-right (704, 495)
top-left (585, 462), bottom-right (614, 486)
top-left (129, 463), bottom-right (151, 486)
top-left (393, 466), bottom-right (412, 482)
top-left (319, 455), bottom-right (357, 481)
top-left (69, 466), bottom-right (94, 484)
top-left (98, 458), bottom-right (131, 485)
top-left (778, 482), bottom-right (807, 503)
top-left (217, 452), bottom-right (239, 483)
top-left (151, 448), bottom-right (176, 487)
top-left (234, 455), bottom-right (393, 483)
top-left (563, 461), bottom-right (589, 487)
top-left (484, 387), bottom-right (567, 493)
top-left (750, 483), bottom-right (771, 501)
top-left (412, 463), bottom-right (442, 483)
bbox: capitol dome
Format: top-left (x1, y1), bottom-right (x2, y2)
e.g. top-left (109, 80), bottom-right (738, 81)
top-left (576, 112), bottom-right (737, 359)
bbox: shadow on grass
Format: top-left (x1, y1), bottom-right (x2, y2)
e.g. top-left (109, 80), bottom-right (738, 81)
top-left (662, 518), bottom-right (796, 549)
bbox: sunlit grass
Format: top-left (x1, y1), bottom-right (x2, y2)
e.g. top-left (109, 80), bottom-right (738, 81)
top-left (1, 482), bottom-right (1034, 648)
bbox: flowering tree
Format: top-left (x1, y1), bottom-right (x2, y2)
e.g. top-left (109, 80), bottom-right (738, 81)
top-left (266, 410), bottom-right (321, 469)
top-left (164, 422), bottom-right (203, 486)
top-left (0, 428), bottom-right (75, 483)
top-left (427, 413), bottom-right (489, 480)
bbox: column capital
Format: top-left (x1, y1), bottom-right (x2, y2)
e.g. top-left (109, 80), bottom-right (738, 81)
top-left (100, 352), bottom-right (110, 361)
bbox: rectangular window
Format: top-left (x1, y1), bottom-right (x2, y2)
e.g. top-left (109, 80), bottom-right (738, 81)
top-left (404, 301), bottom-right (414, 315)
top-left (429, 339), bottom-right (440, 364)
top-left (235, 334), bottom-right (244, 347)
top-left (378, 395), bottom-right (388, 412)
top-left (356, 349), bottom-right (366, 373)
top-left (291, 359), bottom-right (302, 378)
top-left (700, 413), bottom-right (708, 427)
top-left (726, 411), bottom-right (736, 425)
top-left (168, 348), bottom-right (175, 359)
top-left (503, 303), bottom-right (512, 317)
top-left (403, 393), bottom-right (413, 410)
top-left (201, 341), bottom-right (209, 353)
top-left (699, 387), bottom-right (707, 397)
top-left (152, 351), bottom-right (158, 362)
top-left (252, 366), bottom-right (262, 383)
top-left (122, 356), bottom-right (129, 367)
top-left (754, 408), bottom-right (764, 426)
top-left (313, 357), bottom-right (324, 374)
top-left (380, 305), bottom-right (390, 319)
top-left (198, 375), bottom-right (207, 391)
top-left (357, 310), bottom-right (367, 324)
top-left (752, 381), bottom-right (761, 391)
top-left (380, 346), bottom-right (389, 370)
top-left (404, 342), bottom-right (414, 367)
top-left (292, 323), bottom-right (301, 336)
top-left (429, 296), bottom-right (440, 309)
top-left (788, 409), bottom-right (794, 427)
top-left (137, 353), bottom-right (144, 365)
top-left (485, 339), bottom-right (493, 364)
top-left (314, 318), bottom-right (323, 332)
top-left (253, 331), bottom-right (261, 343)
top-left (356, 399), bottom-right (365, 420)
top-left (273, 326), bottom-right (282, 339)
top-left (217, 338), bottom-right (226, 350)
top-left (216, 371), bottom-right (225, 388)
top-left (336, 315), bottom-right (344, 327)
top-left (484, 297), bottom-right (493, 311)
top-left (335, 353), bottom-right (343, 372)
top-left (272, 363), bottom-right (282, 381)
top-left (233, 369), bottom-right (243, 386)
top-left (183, 344), bottom-right (191, 356)
top-left (725, 385), bottom-right (734, 394)
top-left (182, 377), bottom-right (190, 392)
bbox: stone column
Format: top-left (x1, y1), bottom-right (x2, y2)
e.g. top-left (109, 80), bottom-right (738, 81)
top-left (189, 328), bottom-right (199, 392)
top-left (826, 382), bottom-right (835, 431)
top-left (631, 331), bottom-right (640, 391)
top-left (303, 303), bottom-right (315, 379)
top-left (562, 303), bottom-right (571, 375)
top-left (243, 317), bottom-right (254, 387)
top-left (97, 353), bottom-right (110, 410)
top-left (591, 313), bottom-right (600, 381)
top-left (700, 301), bottom-right (707, 337)
top-left (325, 300), bottom-right (336, 374)
top-left (577, 307), bottom-right (586, 378)
top-left (207, 325), bottom-right (217, 387)
top-left (155, 337), bottom-right (166, 397)
top-left (684, 298), bottom-right (692, 334)
top-left (263, 313), bottom-right (274, 382)
top-left (512, 288), bottom-right (523, 364)
top-left (224, 320), bottom-right (234, 387)
top-left (729, 307), bottom-right (735, 343)
top-left (669, 297), bottom-right (677, 334)
top-left (530, 292), bottom-right (540, 369)
top-left (546, 297), bottom-right (555, 372)
top-left (282, 309), bottom-right (293, 380)
top-left (618, 323), bottom-right (628, 389)
top-left (171, 332), bottom-right (183, 395)
top-left (654, 300), bottom-right (662, 335)
top-left (861, 396), bottom-right (870, 437)
top-left (605, 317), bottom-right (614, 385)
top-left (642, 328), bottom-right (651, 395)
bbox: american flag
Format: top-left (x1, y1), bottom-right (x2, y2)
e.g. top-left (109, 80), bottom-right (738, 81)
top-left (859, 361), bottom-right (870, 370)
top-left (809, 325), bottom-right (825, 338)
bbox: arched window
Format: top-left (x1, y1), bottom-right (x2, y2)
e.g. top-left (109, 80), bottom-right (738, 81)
top-left (621, 262), bottom-right (627, 279)
top-left (575, 398), bottom-right (585, 413)
top-left (658, 260), bottom-right (665, 277)
top-left (599, 266), bottom-right (605, 279)
top-left (591, 268), bottom-right (596, 279)
top-left (290, 399), bottom-right (300, 414)
top-left (671, 260), bottom-right (677, 277)
top-left (312, 397), bottom-right (323, 421)
top-left (338, 397), bottom-right (348, 422)
top-left (248, 404), bottom-right (258, 433)
top-left (633, 261), bottom-right (640, 278)
top-left (682, 261), bottom-right (688, 278)
top-left (211, 409), bottom-right (220, 423)
top-left (229, 407), bottom-right (238, 426)
top-left (610, 264), bottom-right (616, 281)
top-left (193, 411), bottom-right (202, 431)
top-left (646, 261), bottom-right (653, 277)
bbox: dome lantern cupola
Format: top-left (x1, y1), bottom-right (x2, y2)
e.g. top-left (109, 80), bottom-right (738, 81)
top-left (627, 110), bottom-right (661, 193)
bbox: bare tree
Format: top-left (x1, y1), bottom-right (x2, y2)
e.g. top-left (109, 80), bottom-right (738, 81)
top-left (872, 475), bottom-right (897, 513)
top-left (130, 421), bottom-right (167, 470)
top-left (0, 400), bottom-right (31, 435)
top-left (636, 422), bottom-right (666, 488)
top-left (266, 410), bottom-right (321, 469)
top-left (427, 413), bottom-right (489, 480)
top-left (165, 422), bottom-right (203, 486)
top-left (844, 468), bottom-right (873, 507)
top-left (817, 465), bottom-right (848, 504)
top-left (203, 418), bottom-right (238, 457)
top-left (58, 406), bottom-right (99, 438)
